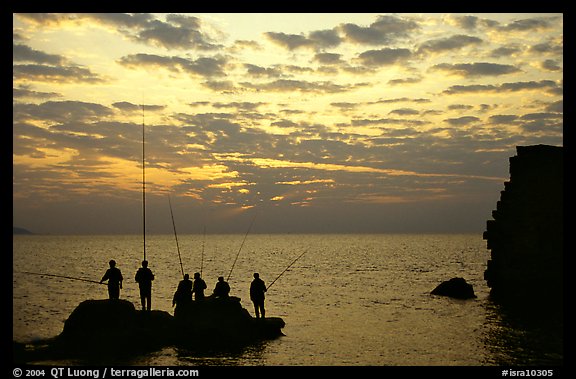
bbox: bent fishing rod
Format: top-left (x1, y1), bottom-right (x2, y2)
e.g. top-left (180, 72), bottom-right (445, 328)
top-left (16, 271), bottom-right (106, 285)
top-left (227, 212), bottom-right (257, 282)
top-left (168, 195), bottom-right (185, 279)
top-left (267, 250), bottom-right (307, 291)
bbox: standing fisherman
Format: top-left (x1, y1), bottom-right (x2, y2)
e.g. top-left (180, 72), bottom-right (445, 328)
top-left (100, 260), bottom-right (123, 300)
top-left (135, 260), bottom-right (155, 311)
top-left (192, 272), bottom-right (207, 301)
top-left (250, 272), bottom-right (267, 319)
top-left (173, 273), bottom-right (193, 307)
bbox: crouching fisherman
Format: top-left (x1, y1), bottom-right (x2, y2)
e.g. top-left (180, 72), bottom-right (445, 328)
top-left (212, 276), bottom-right (230, 299)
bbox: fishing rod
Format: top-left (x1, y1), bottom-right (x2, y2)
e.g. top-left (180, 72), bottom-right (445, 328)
top-left (16, 271), bottom-right (105, 285)
top-left (200, 226), bottom-right (206, 277)
top-left (142, 102), bottom-right (147, 263)
top-left (266, 250), bottom-right (307, 291)
top-left (168, 195), bottom-right (185, 278)
top-left (227, 212), bottom-right (257, 282)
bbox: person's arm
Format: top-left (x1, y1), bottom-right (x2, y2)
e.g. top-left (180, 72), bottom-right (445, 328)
top-left (100, 270), bottom-right (108, 283)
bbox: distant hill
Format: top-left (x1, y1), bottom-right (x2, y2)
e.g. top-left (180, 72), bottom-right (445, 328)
top-left (13, 227), bottom-right (34, 235)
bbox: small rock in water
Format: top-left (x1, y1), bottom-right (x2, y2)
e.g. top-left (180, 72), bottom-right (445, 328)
top-left (431, 277), bottom-right (476, 299)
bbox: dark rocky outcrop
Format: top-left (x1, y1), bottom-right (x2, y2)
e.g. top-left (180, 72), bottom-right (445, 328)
top-left (483, 145), bottom-right (563, 305)
top-left (14, 297), bottom-right (285, 362)
top-left (431, 277), bottom-right (476, 299)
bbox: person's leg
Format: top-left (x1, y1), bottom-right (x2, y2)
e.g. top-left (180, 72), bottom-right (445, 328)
top-left (110, 285), bottom-right (119, 300)
top-left (253, 302), bottom-right (260, 318)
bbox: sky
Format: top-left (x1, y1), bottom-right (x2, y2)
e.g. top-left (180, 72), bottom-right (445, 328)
top-left (12, 13), bottom-right (563, 234)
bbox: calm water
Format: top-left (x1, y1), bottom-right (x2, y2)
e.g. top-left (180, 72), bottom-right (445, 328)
top-left (12, 234), bottom-right (563, 366)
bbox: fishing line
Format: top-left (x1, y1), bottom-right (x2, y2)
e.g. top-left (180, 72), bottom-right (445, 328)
top-left (227, 212), bottom-right (257, 282)
top-left (168, 195), bottom-right (185, 279)
top-left (266, 250), bottom-right (307, 291)
top-left (16, 271), bottom-right (106, 285)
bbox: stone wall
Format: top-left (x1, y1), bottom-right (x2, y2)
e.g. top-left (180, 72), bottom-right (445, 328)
top-left (483, 145), bottom-right (563, 303)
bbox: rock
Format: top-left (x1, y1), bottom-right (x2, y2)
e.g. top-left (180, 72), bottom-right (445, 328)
top-left (19, 297), bottom-right (285, 362)
top-left (431, 277), bottom-right (476, 299)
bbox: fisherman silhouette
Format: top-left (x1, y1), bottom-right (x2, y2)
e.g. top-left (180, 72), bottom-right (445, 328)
top-left (135, 260), bottom-right (155, 311)
top-left (100, 260), bottom-right (123, 300)
top-left (192, 272), bottom-right (207, 301)
top-left (212, 276), bottom-right (230, 299)
top-left (173, 274), bottom-right (193, 307)
top-left (250, 272), bottom-right (267, 319)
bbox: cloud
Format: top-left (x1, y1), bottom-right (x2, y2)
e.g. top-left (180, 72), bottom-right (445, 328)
top-left (117, 53), bottom-right (228, 77)
top-left (135, 15), bottom-right (220, 50)
top-left (430, 62), bottom-right (520, 77)
top-left (448, 104), bottom-right (474, 111)
top-left (16, 13), bottom-right (81, 26)
top-left (243, 63), bottom-right (283, 78)
top-left (546, 100), bottom-right (563, 113)
top-left (387, 77), bottom-right (422, 86)
top-left (499, 16), bottom-right (560, 32)
top-left (12, 39), bottom-right (108, 84)
top-left (264, 15), bottom-right (420, 53)
top-left (112, 101), bottom-right (166, 113)
top-left (351, 118), bottom-right (429, 127)
top-left (308, 29), bottom-right (342, 48)
top-left (417, 34), bottom-right (483, 55)
top-left (444, 116), bottom-right (480, 126)
top-left (446, 15), bottom-right (500, 30)
top-left (490, 44), bottom-right (523, 58)
top-left (371, 97), bottom-right (431, 104)
top-left (488, 115), bottom-right (519, 124)
top-left (357, 48), bottom-right (412, 66)
top-left (13, 43), bottom-right (66, 65)
top-left (389, 108), bottom-right (420, 116)
top-left (13, 41), bottom-right (107, 84)
top-left (13, 64), bottom-right (107, 83)
top-left (14, 100), bottom-right (115, 123)
top-left (212, 102), bottom-right (267, 111)
top-left (201, 80), bottom-right (237, 92)
top-left (330, 102), bottom-right (359, 111)
top-left (541, 59), bottom-right (562, 72)
top-left (265, 32), bottom-right (316, 50)
top-left (339, 15), bottom-right (419, 45)
top-left (16, 13), bottom-right (220, 51)
top-left (12, 13), bottom-right (564, 234)
top-left (239, 79), bottom-right (363, 94)
top-left (13, 86), bottom-right (62, 100)
top-left (314, 52), bottom-right (344, 65)
top-left (529, 39), bottom-right (563, 55)
top-left (443, 80), bottom-right (561, 95)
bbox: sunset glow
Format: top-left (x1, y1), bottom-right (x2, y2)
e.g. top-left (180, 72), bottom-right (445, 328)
top-left (13, 13), bottom-right (563, 234)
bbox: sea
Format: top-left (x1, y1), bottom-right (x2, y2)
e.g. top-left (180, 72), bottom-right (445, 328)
top-left (12, 233), bottom-right (563, 367)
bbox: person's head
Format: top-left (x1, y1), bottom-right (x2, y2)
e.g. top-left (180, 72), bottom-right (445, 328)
top-left (142, 260), bottom-right (148, 268)
top-left (109, 259), bottom-right (116, 267)
top-left (184, 274), bottom-right (189, 280)
top-left (218, 276), bottom-right (224, 282)
top-left (253, 272), bottom-right (259, 279)
top-left (194, 272), bottom-right (200, 279)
